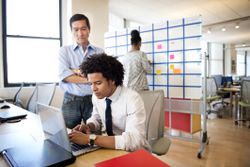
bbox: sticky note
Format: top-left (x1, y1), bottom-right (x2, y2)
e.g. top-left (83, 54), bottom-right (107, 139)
top-left (173, 69), bottom-right (181, 74)
top-left (170, 54), bottom-right (175, 59)
top-left (157, 44), bottom-right (162, 50)
top-left (170, 64), bottom-right (174, 70)
top-left (156, 69), bottom-right (161, 75)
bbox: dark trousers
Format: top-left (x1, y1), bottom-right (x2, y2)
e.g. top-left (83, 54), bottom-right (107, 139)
top-left (62, 92), bottom-right (93, 129)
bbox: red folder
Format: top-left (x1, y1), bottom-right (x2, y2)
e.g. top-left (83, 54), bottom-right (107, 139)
top-left (95, 149), bottom-right (170, 167)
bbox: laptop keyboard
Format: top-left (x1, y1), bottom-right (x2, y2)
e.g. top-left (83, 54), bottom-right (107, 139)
top-left (71, 143), bottom-right (90, 152)
top-left (71, 142), bottom-right (100, 156)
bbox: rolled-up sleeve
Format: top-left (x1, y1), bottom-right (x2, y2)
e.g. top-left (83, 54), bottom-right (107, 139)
top-left (58, 47), bottom-right (74, 81)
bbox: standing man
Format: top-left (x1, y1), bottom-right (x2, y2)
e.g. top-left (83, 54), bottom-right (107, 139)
top-left (69, 53), bottom-right (150, 151)
top-left (58, 14), bottom-right (103, 129)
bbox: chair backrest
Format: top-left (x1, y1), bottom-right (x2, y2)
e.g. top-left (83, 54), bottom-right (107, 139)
top-left (13, 82), bottom-right (24, 101)
top-left (139, 90), bottom-right (164, 146)
top-left (240, 79), bottom-right (250, 104)
top-left (211, 75), bottom-right (223, 88)
top-left (13, 82), bottom-right (25, 108)
top-left (26, 83), bottom-right (56, 113)
top-left (206, 77), bottom-right (218, 97)
top-left (239, 76), bottom-right (250, 84)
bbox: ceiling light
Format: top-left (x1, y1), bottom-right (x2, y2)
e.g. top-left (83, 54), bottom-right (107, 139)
top-left (207, 28), bottom-right (211, 34)
top-left (221, 27), bottom-right (226, 32)
top-left (235, 24), bottom-right (240, 29)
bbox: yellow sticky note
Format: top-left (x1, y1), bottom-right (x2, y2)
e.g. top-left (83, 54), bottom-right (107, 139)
top-left (170, 64), bottom-right (174, 70)
top-left (156, 69), bottom-right (161, 75)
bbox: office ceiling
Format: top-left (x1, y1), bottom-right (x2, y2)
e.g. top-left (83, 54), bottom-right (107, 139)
top-left (109, 0), bottom-right (250, 47)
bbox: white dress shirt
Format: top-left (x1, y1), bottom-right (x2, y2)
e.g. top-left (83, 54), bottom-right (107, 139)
top-left (87, 86), bottom-right (150, 151)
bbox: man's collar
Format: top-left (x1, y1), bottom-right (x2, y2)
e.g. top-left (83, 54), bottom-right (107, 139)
top-left (72, 43), bottom-right (78, 50)
top-left (107, 86), bottom-right (122, 102)
top-left (73, 43), bottom-right (94, 51)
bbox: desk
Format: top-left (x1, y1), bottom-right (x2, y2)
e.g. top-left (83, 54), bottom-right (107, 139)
top-left (0, 103), bottom-right (165, 167)
top-left (0, 103), bottom-right (127, 167)
top-left (219, 87), bottom-right (240, 119)
top-left (68, 149), bottom-right (127, 167)
top-left (1, 149), bottom-right (127, 167)
top-left (0, 103), bottom-right (43, 140)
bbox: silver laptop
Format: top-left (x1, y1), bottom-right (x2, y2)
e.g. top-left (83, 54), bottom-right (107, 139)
top-left (37, 103), bottom-right (100, 156)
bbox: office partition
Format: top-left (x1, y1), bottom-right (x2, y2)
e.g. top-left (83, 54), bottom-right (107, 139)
top-left (104, 16), bottom-right (202, 134)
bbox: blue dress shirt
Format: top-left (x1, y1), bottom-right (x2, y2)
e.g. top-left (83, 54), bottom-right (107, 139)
top-left (58, 43), bottom-right (103, 96)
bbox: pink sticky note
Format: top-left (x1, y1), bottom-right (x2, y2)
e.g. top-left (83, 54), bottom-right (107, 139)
top-left (170, 54), bottom-right (175, 59)
top-left (157, 44), bottom-right (162, 49)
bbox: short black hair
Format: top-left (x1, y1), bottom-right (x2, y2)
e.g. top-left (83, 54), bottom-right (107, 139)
top-left (130, 29), bottom-right (141, 45)
top-left (80, 53), bottom-right (124, 86)
top-left (69, 14), bottom-right (90, 30)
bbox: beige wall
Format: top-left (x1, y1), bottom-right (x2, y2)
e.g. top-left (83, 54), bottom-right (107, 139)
top-left (71, 0), bottom-right (109, 48)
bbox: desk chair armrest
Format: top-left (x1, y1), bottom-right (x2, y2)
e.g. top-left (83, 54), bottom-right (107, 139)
top-left (239, 101), bottom-right (250, 107)
top-left (151, 137), bottom-right (171, 156)
top-left (206, 95), bottom-right (221, 103)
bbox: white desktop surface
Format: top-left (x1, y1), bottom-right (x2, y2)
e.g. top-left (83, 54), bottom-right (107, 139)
top-left (0, 103), bottom-right (128, 167)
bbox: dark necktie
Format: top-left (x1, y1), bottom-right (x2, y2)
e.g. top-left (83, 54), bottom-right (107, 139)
top-left (105, 98), bottom-right (113, 136)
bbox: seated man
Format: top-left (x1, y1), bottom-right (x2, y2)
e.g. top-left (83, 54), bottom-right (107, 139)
top-left (69, 53), bottom-right (150, 151)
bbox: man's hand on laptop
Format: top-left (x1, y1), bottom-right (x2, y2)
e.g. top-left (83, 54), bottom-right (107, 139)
top-left (72, 124), bottom-right (91, 134)
top-left (68, 131), bottom-right (89, 145)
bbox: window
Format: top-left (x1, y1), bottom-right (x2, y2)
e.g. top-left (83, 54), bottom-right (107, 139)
top-left (236, 51), bottom-right (246, 76)
top-left (2, 0), bottom-right (62, 86)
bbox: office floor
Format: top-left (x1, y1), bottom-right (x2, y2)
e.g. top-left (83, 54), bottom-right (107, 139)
top-left (160, 118), bottom-right (250, 167)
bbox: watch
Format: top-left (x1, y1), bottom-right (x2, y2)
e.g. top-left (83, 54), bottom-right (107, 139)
top-left (89, 134), bottom-right (97, 146)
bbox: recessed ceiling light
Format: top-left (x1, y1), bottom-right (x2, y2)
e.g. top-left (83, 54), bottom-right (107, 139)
top-left (221, 27), bottom-right (226, 31)
top-left (235, 22), bottom-right (240, 29)
top-left (207, 28), bottom-right (211, 34)
top-left (235, 25), bottom-right (240, 29)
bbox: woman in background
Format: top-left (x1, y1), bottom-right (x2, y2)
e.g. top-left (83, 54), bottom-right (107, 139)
top-left (120, 30), bottom-right (151, 92)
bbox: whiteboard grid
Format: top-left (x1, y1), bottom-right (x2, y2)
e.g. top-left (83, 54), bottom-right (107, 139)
top-left (105, 16), bottom-right (202, 99)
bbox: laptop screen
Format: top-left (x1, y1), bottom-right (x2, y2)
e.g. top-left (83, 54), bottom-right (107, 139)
top-left (37, 103), bottom-right (72, 153)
